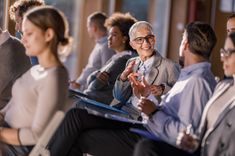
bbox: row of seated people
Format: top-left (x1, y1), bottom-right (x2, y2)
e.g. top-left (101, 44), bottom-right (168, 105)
top-left (73, 12), bottom-right (139, 105)
top-left (69, 13), bottom-right (180, 108)
top-left (0, 3), bottom-right (235, 156)
top-left (51, 21), bottom-right (235, 156)
top-left (0, 4), bottom-right (179, 155)
top-left (133, 31), bottom-right (235, 156)
top-left (47, 21), bottom-right (219, 156)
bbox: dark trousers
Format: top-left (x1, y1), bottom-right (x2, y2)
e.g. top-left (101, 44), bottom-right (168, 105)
top-left (0, 144), bottom-right (32, 156)
top-left (48, 108), bottom-right (143, 156)
top-left (133, 139), bottom-right (198, 156)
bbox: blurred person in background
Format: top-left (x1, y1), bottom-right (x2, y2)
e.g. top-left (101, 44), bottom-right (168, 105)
top-left (0, 27), bottom-right (30, 109)
top-left (227, 13), bottom-right (235, 35)
top-left (70, 12), bottom-right (115, 91)
top-left (9, 0), bottom-right (45, 65)
top-left (82, 12), bottom-right (138, 104)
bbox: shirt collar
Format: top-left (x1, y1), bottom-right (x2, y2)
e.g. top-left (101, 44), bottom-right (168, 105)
top-left (97, 36), bottom-right (107, 44)
top-left (0, 30), bottom-right (10, 46)
top-left (139, 51), bottom-right (155, 68)
top-left (116, 50), bottom-right (132, 57)
top-left (143, 55), bottom-right (154, 68)
top-left (181, 61), bottom-right (211, 76)
top-left (111, 50), bottom-right (132, 60)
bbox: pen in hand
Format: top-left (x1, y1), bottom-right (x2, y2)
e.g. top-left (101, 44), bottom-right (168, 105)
top-left (186, 124), bottom-right (193, 135)
top-left (177, 124), bottom-right (199, 153)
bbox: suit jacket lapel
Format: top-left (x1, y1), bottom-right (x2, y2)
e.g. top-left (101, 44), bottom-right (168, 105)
top-left (145, 51), bottom-right (162, 85)
top-left (198, 82), bottom-right (232, 137)
top-left (199, 81), bottom-right (233, 142)
top-left (211, 96), bottom-right (235, 129)
top-left (201, 96), bottom-right (235, 147)
top-left (133, 58), bottom-right (141, 73)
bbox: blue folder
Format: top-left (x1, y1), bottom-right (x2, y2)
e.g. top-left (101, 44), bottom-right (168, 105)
top-left (104, 113), bottom-right (144, 124)
top-left (78, 97), bottom-right (128, 115)
top-left (77, 97), bottom-right (146, 124)
top-left (69, 88), bottom-right (89, 98)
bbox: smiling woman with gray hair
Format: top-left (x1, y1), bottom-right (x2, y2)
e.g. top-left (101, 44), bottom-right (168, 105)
top-left (113, 21), bottom-right (180, 119)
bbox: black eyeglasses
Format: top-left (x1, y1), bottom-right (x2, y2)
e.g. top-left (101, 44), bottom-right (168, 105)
top-left (133, 34), bottom-right (155, 44)
top-left (220, 48), bottom-right (235, 57)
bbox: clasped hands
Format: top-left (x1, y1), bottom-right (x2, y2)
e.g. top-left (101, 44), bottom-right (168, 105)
top-left (128, 73), bottom-right (158, 116)
top-left (120, 61), bottom-right (164, 97)
top-left (120, 61), bottom-right (164, 116)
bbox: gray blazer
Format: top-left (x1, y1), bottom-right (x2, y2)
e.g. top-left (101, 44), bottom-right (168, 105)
top-left (113, 50), bottom-right (180, 104)
top-left (199, 79), bottom-right (235, 156)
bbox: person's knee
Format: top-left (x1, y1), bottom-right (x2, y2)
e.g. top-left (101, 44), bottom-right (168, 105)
top-left (137, 139), bottom-right (153, 149)
top-left (62, 108), bottom-right (81, 130)
top-left (66, 108), bottom-right (84, 120)
top-left (134, 139), bottom-right (152, 156)
top-left (64, 108), bottom-right (89, 129)
top-left (66, 108), bottom-right (78, 116)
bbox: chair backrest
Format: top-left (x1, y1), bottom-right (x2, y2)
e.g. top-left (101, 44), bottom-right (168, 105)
top-left (29, 111), bottom-right (65, 156)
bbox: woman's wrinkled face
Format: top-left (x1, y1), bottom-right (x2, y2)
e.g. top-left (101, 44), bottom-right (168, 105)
top-left (221, 37), bottom-right (235, 76)
top-left (21, 18), bottom-right (48, 56)
top-left (130, 27), bottom-right (155, 61)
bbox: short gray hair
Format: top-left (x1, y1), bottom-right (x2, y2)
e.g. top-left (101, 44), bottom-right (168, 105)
top-left (129, 21), bottom-right (154, 41)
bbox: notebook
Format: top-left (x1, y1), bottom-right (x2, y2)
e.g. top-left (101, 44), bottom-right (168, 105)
top-left (77, 97), bottom-right (144, 125)
top-left (78, 97), bottom-right (128, 115)
top-left (69, 88), bottom-right (89, 98)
